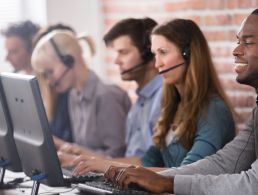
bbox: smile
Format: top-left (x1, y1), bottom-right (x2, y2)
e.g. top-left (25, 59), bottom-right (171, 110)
top-left (234, 63), bottom-right (248, 74)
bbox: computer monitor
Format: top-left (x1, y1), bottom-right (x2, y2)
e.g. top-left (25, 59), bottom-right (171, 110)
top-left (0, 72), bottom-right (65, 188)
top-left (0, 79), bottom-right (22, 188)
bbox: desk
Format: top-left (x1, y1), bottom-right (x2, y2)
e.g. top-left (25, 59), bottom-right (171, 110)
top-left (0, 170), bottom-right (80, 195)
top-left (1, 170), bottom-right (173, 195)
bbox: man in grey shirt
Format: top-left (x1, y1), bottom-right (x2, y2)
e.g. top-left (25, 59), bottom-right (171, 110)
top-left (104, 9), bottom-right (258, 195)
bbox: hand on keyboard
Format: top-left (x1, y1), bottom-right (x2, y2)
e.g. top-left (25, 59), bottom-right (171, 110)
top-left (104, 165), bottom-right (173, 194)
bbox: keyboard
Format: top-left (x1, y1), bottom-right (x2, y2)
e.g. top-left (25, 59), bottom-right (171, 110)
top-left (75, 177), bottom-right (149, 195)
top-left (62, 168), bottom-right (103, 185)
top-left (64, 174), bottom-right (103, 184)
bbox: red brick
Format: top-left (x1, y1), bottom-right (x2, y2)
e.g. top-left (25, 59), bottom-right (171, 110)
top-left (214, 61), bottom-right (235, 74)
top-left (239, 0), bottom-right (257, 8)
top-left (221, 78), bottom-right (254, 91)
top-left (165, 0), bottom-right (205, 11)
top-left (233, 13), bottom-right (249, 25)
top-left (204, 30), bottom-right (228, 41)
top-left (226, 0), bottom-right (238, 8)
top-left (210, 45), bottom-right (233, 57)
top-left (229, 94), bottom-right (256, 107)
top-left (205, 0), bottom-right (226, 9)
top-left (203, 14), bottom-right (233, 26)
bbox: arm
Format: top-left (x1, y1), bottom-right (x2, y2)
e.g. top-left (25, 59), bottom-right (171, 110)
top-left (159, 109), bottom-right (256, 194)
top-left (181, 98), bottom-right (236, 165)
top-left (96, 88), bottom-right (131, 157)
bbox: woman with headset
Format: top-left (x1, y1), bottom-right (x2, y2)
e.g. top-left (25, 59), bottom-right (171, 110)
top-left (31, 30), bottom-right (131, 158)
top-left (61, 18), bottom-right (236, 175)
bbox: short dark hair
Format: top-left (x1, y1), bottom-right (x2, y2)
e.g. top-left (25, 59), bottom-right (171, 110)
top-left (251, 8), bottom-right (258, 15)
top-left (2, 20), bottom-right (40, 54)
top-left (103, 17), bottom-right (157, 53)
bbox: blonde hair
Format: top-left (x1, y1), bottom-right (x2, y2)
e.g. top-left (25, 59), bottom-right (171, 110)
top-left (152, 19), bottom-right (234, 149)
top-left (32, 30), bottom-right (95, 121)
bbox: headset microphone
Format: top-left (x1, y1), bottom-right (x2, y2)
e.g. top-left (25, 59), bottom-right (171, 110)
top-left (158, 62), bottom-right (185, 75)
top-left (49, 68), bottom-right (70, 89)
top-left (121, 61), bottom-right (147, 75)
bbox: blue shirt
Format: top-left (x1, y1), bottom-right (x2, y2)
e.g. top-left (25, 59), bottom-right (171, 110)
top-left (141, 96), bottom-right (236, 167)
top-left (125, 75), bottom-right (163, 157)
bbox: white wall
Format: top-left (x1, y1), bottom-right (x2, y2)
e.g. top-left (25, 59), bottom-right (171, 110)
top-left (0, 0), bottom-right (47, 72)
top-left (45, 0), bottom-right (106, 78)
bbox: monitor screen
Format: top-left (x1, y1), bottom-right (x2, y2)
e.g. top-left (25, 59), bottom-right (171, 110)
top-left (0, 80), bottom-right (22, 172)
top-left (0, 72), bottom-right (65, 187)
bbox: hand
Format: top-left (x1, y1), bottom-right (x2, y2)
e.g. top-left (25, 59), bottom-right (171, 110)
top-left (104, 166), bottom-right (174, 194)
top-left (72, 155), bottom-right (108, 176)
top-left (59, 143), bottom-right (83, 155)
top-left (57, 151), bottom-right (78, 167)
top-left (53, 136), bottom-right (66, 150)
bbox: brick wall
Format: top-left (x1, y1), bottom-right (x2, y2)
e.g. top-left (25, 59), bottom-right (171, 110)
top-left (100, 0), bottom-right (258, 129)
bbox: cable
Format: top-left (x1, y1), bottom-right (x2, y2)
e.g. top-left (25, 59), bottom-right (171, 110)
top-left (38, 185), bottom-right (78, 195)
top-left (233, 129), bottom-right (254, 173)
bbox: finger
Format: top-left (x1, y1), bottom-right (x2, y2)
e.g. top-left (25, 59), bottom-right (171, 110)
top-left (116, 167), bottom-right (135, 187)
top-left (123, 176), bottom-right (137, 189)
top-left (115, 168), bottom-right (126, 186)
top-left (73, 161), bottom-right (86, 176)
top-left (104, 165), bottom-right (115, 180)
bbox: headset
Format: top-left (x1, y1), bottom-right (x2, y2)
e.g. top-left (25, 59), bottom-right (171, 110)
top-left (48, 38), bottom-right (75, 88)
top-left (182, 46), bottom-right (190, 62)
top-left (139, 19), bottom-right (154, 64)
top-left (49, 38), bottom-right (75, 68)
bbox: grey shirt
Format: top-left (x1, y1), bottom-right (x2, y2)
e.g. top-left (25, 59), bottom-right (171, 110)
top-left (68, 70), bottom-right (131, 157)
top-left (159, 105), bottom-right (258, 195)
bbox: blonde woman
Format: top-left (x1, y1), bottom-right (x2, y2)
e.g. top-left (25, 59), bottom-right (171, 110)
top-left (32, 30), bottom-right (131, 157)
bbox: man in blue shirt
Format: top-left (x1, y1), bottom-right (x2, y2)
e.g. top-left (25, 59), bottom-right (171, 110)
top-left (103, 18), bottom-right (162, 158)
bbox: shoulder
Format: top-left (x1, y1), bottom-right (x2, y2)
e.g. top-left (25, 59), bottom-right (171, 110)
top-left (205, 96), bottom-right (231, 116)
top-left (198, 95), bottom-right (234, 130)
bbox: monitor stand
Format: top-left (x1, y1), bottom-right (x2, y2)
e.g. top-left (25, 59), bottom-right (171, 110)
top-left (0, 160), bottom-right (17, 189)
top-left (30, 171), bottom-right (47, 195)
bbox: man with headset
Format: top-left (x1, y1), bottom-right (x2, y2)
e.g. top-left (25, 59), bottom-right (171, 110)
top-left (31, 30), bottom-right (131, 158)
top-left (104, 9), bottom-right (258, 194)
top-left (58, 17), bottom-right (163, 166)
top-left (2, 20), bottom-right (40, 74)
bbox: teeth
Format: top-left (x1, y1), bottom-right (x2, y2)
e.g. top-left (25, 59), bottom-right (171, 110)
top-left (235, 63), bottom-right (248, 67)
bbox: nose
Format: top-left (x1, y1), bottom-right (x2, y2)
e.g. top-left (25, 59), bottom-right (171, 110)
top-left (233, 44), bottom-right (244, 57)
top-left (154, 55), bottom-right (162, 69)
top-left (5, 53), bottom-right (10, 62)
top-left (114, 55), bottom-right (122, 66)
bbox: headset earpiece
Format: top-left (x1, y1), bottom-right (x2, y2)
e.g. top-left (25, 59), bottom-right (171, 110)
top-left (141, 47), bottom-right (154, 63)
top-left (60, 55), bottom-right (74, 68)
top-left (50, 38), bottom-right (75, 68)
top-left (182, 47), bottom-right (190, 62)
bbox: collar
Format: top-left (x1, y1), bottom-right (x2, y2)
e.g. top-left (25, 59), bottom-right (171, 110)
top-left (70, 70), bottom-right (99, 101)
top-left (136, 75), bottom-right (163, 99)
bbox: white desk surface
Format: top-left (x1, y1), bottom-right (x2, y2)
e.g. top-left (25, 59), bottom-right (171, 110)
top-left (0, 170), bottom-right (80, 195)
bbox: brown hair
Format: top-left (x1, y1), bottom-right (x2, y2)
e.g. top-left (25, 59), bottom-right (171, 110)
top-left (152, 19), bottom-right (234, 149)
